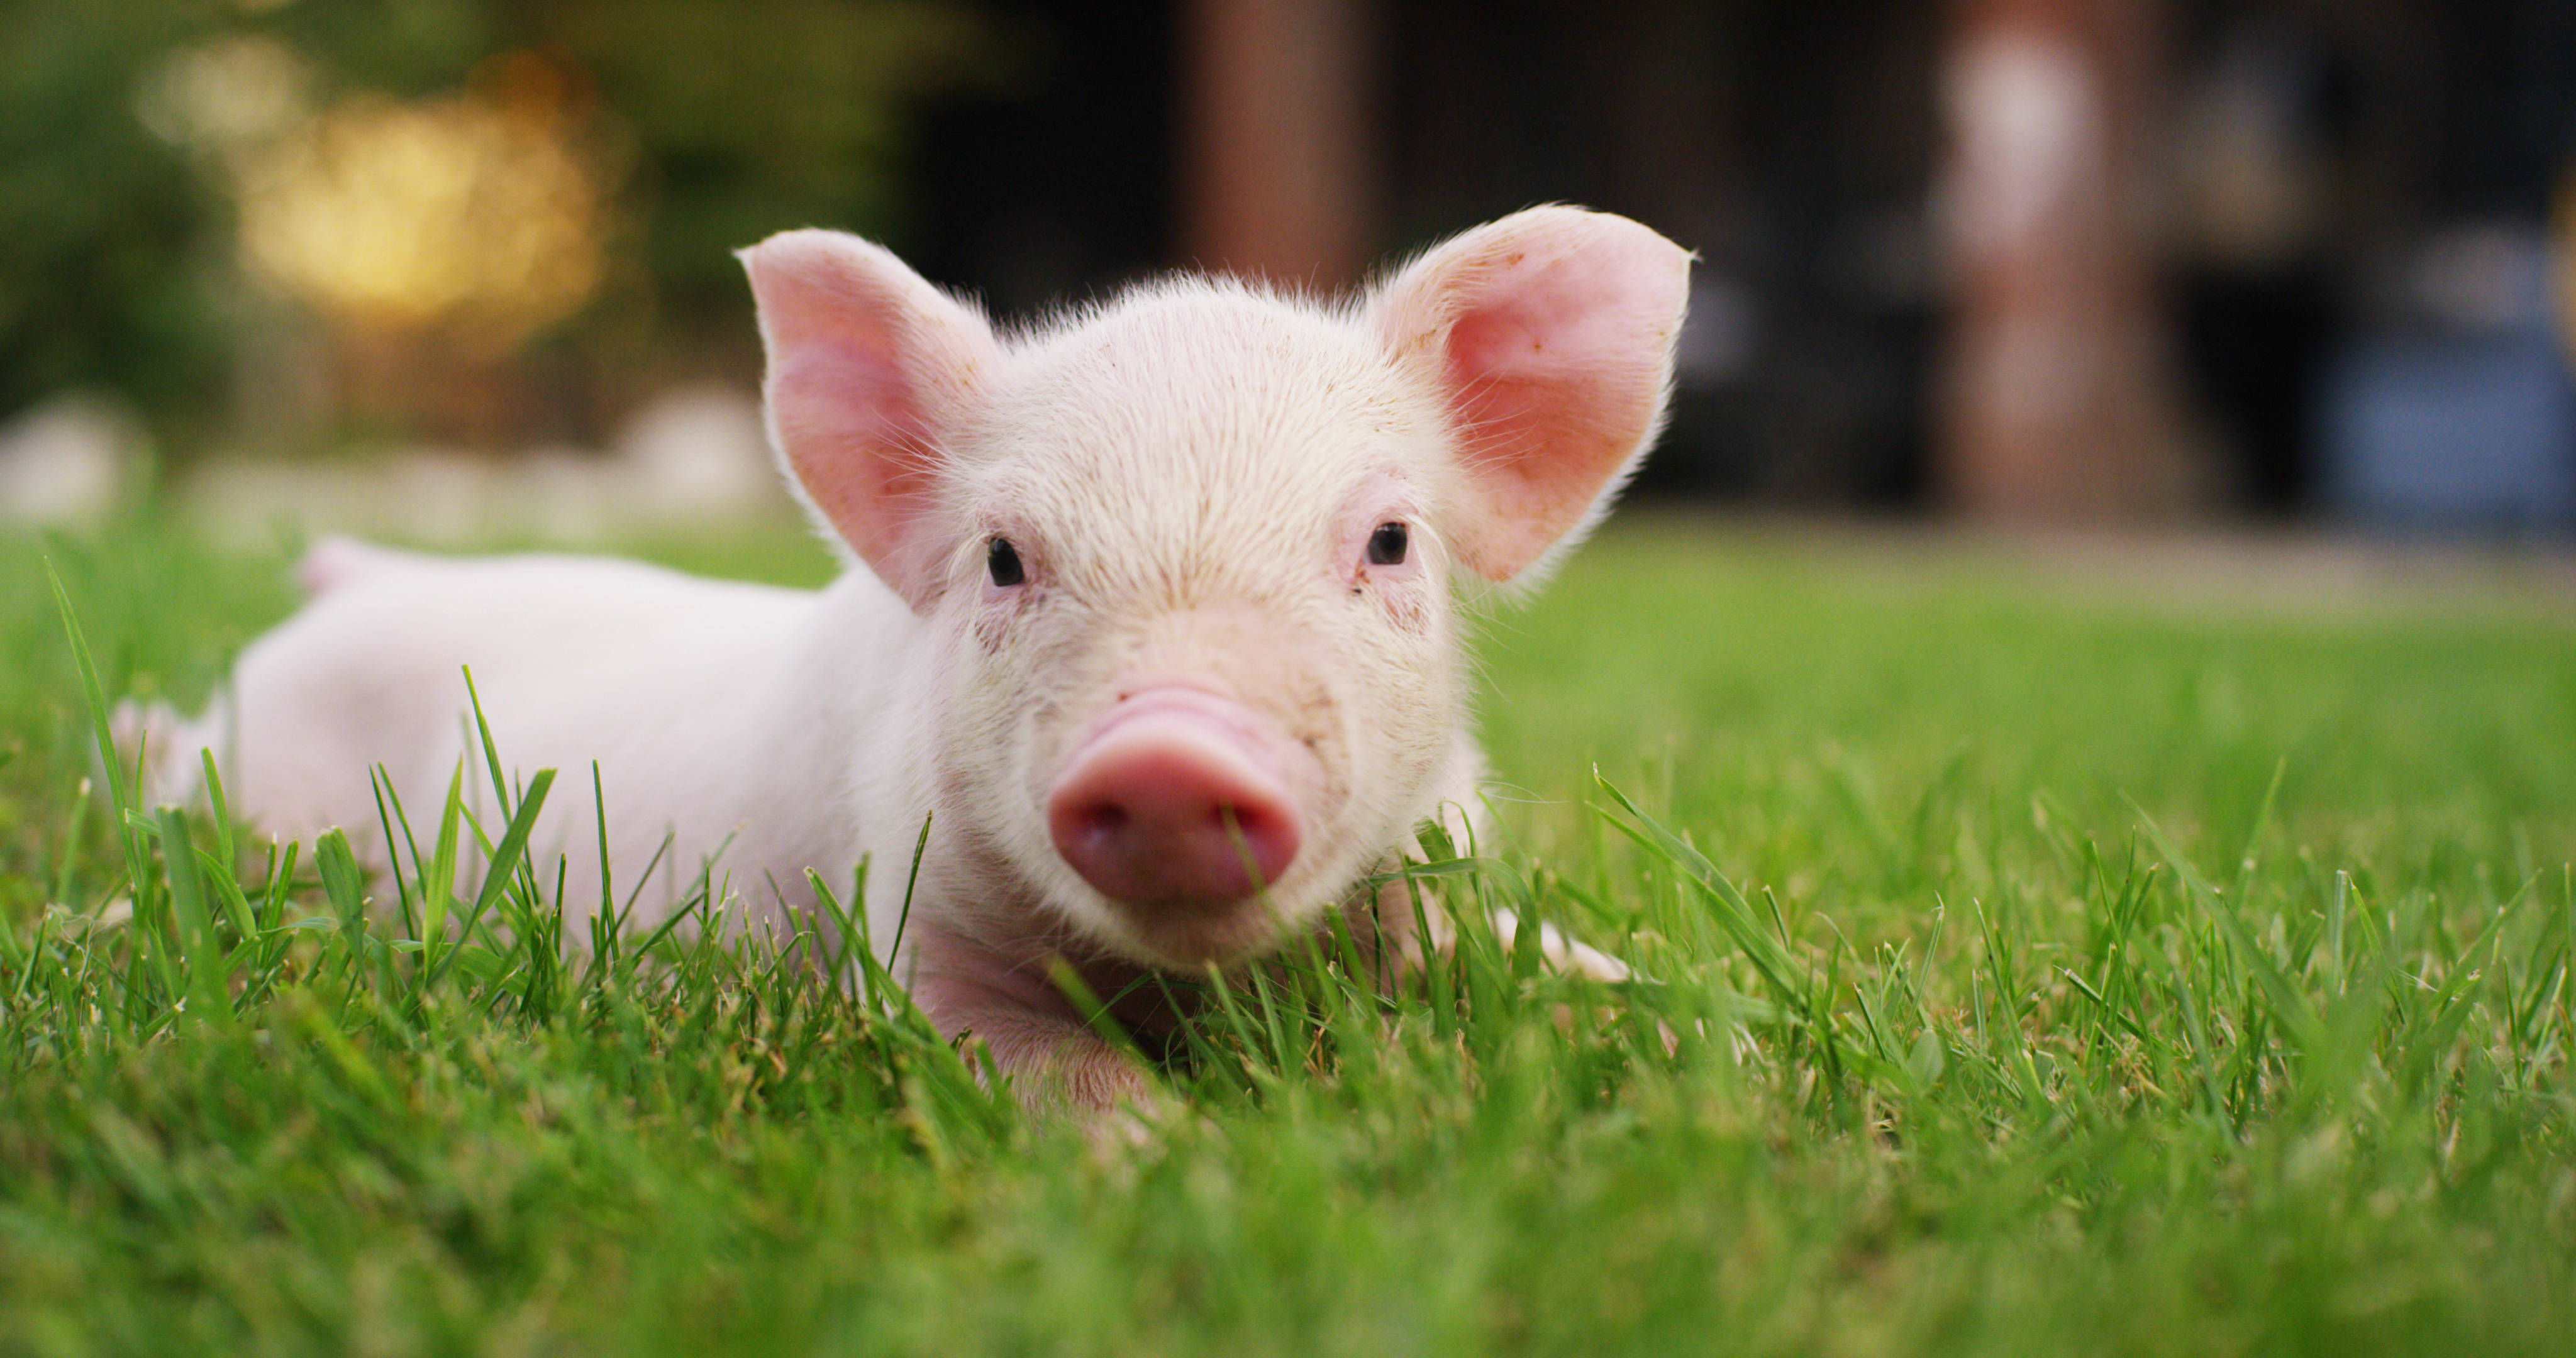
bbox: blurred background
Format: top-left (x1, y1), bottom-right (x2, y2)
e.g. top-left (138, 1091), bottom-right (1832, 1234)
top-left (4, 0), bottom-right (2575, 543)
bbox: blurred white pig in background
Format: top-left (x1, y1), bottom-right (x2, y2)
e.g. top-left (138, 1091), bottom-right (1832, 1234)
top-left (184, 385), bottom-right (787, 546)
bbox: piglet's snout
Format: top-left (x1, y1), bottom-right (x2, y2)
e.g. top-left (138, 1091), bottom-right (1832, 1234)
top-left (1047, 687), bottom-right (1306, 909)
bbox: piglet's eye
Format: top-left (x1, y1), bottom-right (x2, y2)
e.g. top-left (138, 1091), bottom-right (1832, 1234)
top-left (1366, 522), bottom-right (1409, 567)
top-left (987, 537), bottom-right (1026, 587)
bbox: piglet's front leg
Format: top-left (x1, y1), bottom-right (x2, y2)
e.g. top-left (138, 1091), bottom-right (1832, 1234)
top-left (904, 920), bottom-right (1158, 1114)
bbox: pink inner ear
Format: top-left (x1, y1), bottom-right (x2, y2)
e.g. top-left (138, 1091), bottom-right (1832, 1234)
top-left (1443, 282), bottom-right (1661, 570)
top-left (767, 335), bottom-right (942, 587)
top-left (742, 230), bottom-right (996, 610)
top-left (1382, 209), bottom-right (1690, 582)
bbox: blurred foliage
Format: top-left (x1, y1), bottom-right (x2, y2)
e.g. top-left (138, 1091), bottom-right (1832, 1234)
top-left (0, 0), bottom-right (1004, 447)
top-left (0, 6), bottom-right (224, 443)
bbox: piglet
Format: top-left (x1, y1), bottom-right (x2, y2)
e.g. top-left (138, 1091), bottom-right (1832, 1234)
top-left (158, 206), bottom-right (1690, 1108)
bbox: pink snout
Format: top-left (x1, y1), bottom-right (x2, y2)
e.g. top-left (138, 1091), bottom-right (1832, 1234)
top-left (1047, 688), bottom-right (1304, 910)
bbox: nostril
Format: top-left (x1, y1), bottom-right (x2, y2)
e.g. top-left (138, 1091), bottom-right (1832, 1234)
top-left (1211, 803), bottom-right (1277, 854)
top-left (1060, 800), bottom-right (1130, 860)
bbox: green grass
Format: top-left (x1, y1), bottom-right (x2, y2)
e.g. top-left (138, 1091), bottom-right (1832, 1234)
top-left (3, 515), bottom-right (2572, 1357)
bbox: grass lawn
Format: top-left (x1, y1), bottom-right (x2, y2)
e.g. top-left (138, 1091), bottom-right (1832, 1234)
top-left (3, 514), bottom-right (2572, 1356)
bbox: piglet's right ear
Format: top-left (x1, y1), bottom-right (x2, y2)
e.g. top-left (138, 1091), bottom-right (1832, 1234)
top-left (740, 230), bottom-right (999, 612)
top-left (1372, 206), bottom-right (1689, 584)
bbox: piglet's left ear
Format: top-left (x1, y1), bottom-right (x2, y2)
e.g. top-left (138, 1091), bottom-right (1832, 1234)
top-left (1370, 206), bottom-right (1690, 583)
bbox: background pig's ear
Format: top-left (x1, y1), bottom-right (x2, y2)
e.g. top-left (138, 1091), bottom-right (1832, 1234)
top-left (1370, 206), bottom-right (1690, 583)
top-left (740, 230), bottom-right (999, 612)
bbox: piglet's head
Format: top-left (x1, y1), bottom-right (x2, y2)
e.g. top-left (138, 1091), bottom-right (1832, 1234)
top-left (742, 206), bottom-right (1689, 971)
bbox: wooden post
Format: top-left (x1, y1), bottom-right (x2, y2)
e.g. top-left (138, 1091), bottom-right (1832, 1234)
top-left (1936, 0), bottom-right (2201, 519)
top-left (1180, 0), bottom-right (1373, 289)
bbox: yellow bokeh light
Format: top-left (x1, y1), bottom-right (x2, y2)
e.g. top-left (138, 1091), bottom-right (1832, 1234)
top-left (236, 57), bottom-right (604, 353)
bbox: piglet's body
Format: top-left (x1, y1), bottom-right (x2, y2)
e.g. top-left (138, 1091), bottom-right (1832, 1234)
top-left (173, 206), bottom-right (1690, 1108)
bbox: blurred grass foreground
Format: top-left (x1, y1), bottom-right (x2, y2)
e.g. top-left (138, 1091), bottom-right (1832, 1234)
top-left (2, 516), bottom-right (2573, 1354)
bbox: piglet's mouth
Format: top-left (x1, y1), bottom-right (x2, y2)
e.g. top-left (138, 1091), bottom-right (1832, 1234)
top-left (1045, 686), bottom-right (1312, 919)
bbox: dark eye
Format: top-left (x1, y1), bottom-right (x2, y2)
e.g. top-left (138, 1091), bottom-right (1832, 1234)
top-left (987, 537), bottom-right (1025, 587)
top-left (1366, 522), bottom-right (1409, 566)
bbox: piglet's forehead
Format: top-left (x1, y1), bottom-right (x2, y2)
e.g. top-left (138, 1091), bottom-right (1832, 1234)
top-left (976, 292), bottom-right (1440, 458)
top-left (952, 294), bottom-right (1450, 546)
top-left (955, 454), bottom-right (1397, 606)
